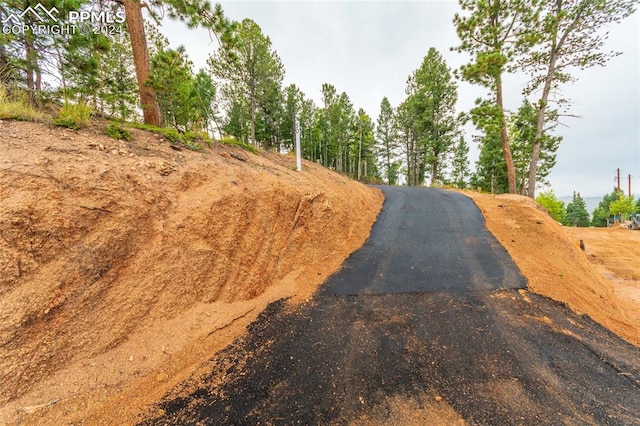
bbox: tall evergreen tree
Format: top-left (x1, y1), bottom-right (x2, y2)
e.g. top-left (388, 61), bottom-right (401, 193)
top-left (120, 0), bottom-right (233, 126)
top-left (409, 48), bottom-right (460, 186)
top-left (281, 84), bottom-right (304, 151)
top-left (451, 137), bottom-right (470, 189)
top-left (471, 100), bottom-right (508, 193)
top-left (509, 100), bottom-right (561, 195)
top-left (209, 18), bottom-right (284, 147)
top-left (146, 46), bottom-right (196, 131)
top-left (354, 108), bottom-right (378, 181)
top-left (397, 48), bottom-right (460, 186)
top-left (375, 97), bottom-right (399, 185)
top-left (520, 0), bottom-right (637, 198)
top-left (453, 0), bottom-right (535, 193)
top-left (564, 192), bottom-right (590, 227)
top-left (99, 30), bottom-right (139, 120)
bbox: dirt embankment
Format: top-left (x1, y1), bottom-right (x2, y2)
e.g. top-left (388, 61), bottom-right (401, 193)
top-left (466, 192), bottom-right (639, 347)
top-left (2, 120), bottom-right (638, 425)
top-left (0, 120), bottom-right (383, 425)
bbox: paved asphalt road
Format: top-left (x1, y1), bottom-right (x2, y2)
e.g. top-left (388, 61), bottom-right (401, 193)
top-left (142, 187), bottom-right (640, 425)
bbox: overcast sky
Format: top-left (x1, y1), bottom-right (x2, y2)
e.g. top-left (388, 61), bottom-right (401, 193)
top-left (162, 0), bottom-right (639, 198)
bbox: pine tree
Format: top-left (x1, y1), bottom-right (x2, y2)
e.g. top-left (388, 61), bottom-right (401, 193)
top-left (405, 48), bottom-right (460, 187)
top-left (355, 108), bottom-right (379, 181)
top-left (209, 18), bottom-right (284, 147)
top-left (453, 0), bottom-right (536, 193)
top-left (471, 100), bottom-right (508, 193)
top-left (120, 0), bottom-right (233, 126)
top-left (191, 69), bottom-right (218, 134)
top-left (375, 97), bottom-right (399, 185)
top-left (519, 0), bottom-right (638, 198)
top-left (451, 137), bottom-right (470, 189)
top-left (281, 84), bottom-right (304, 151)
top-left (146, 46), bottom-right (196, 131)
top-left (564, 192), bottom-right (590, 227)
top-left (509, 100), bottom-right (561, 195)
top-left (99, 30), bottom-right (139, 121)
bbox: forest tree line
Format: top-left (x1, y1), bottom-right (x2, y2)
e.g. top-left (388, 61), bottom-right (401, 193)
top-left (1, 0), bottom-right (636, 193)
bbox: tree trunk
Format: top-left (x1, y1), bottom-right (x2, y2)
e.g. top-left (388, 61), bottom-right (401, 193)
top-left (527, 50), bottom-right (559, 198)
top-left (250, 97), bottom-right (257, 146)
top-left (24, 32), bottom-right (38, 106)
top-left (358, 124), bottom-right (363, 181)
top-left (527, 0), bottom-right (584, 198)
top-left (385, 139), bottom-right (392, 185)
top-left (0, 44), bottom-right (9, 85)
top-left (431, 160), bottom-right (438, 186)
top-left (496, 74), bottom-right (517, 194)
top-left (122, 0), bottom-right (161, 126)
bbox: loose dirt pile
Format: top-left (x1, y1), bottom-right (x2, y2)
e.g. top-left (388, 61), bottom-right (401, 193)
top-left (0, 120), bottom-right (382, 425)
top-left (466, 192), bottom-right (639, 346)
top-left (563, 226), bottom-right (640, 324)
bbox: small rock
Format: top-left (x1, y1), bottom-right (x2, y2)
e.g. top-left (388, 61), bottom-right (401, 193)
top-left (434, 395), bottom-right (442, 402)
top-left (156, 372), bottom-right (169, 383)
top-left (128, 355), bottom-right (134, 362)
top-left (98, 144), bottom-right (105, 151)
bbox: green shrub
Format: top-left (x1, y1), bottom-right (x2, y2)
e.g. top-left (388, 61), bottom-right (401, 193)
top-left (536, 191), bottom-right (566, 223)
top-left (219, 135), bottom-right (258, 154)
top-left (128, 122), bottom-right (204, 151)
top-left (54, 101), bottom-right (92, 129)
top-left (0, 86), bottom-right (45, 121)
top-left (105, 123), bottom-right (131, 141)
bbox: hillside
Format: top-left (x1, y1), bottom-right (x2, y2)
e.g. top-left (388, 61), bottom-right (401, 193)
top-left (0, 120), bottom-right (383, 424)
top-left (1, 120), bottom-right (639, 425)
top-left (466, 192), bottom-right (639, 347)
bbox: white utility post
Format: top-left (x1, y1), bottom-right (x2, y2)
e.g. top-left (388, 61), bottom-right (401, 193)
top-left (295, 116), bottom-right (302, 172)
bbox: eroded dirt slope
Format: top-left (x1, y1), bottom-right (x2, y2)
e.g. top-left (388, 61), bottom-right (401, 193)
top-left (564, 226), bottom-right (640, 324)
top-left (466, 192), bottom-right (639, 346)
top-left (0, 120), bottom-right (383, 424)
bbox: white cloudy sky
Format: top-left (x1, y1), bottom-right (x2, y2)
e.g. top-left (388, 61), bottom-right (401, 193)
top-left (161, 0), bottom-right (639, 198)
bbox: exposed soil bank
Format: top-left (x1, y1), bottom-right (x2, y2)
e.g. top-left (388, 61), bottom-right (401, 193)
top-left (465, 192), bottom-right (639, 347)
top-left (0, 120), bottom-right (383, 425)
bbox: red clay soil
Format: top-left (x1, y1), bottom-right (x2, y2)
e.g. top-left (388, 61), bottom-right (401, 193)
top-left (2, 119), bottom-right (638, 425)
top-left (0, 120), bottom-right (383, 425)
top-left (465, 192), bottom-right (639, 347)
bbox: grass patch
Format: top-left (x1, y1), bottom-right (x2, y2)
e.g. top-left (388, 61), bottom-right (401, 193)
top-left (54, 101), bottom-right (92, 130)
top-left (218, 135), bottom-right (258, 154)
top-left (0, 87), bottom-right (45, 121)
top-left (105, 123), bottom-right (131, 141)
top-left (128, 123), bottom-right (207, 151)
